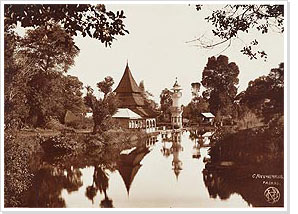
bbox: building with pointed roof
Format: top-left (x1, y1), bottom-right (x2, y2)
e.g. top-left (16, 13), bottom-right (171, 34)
top-left (113, 63), bottom-right (157, 132)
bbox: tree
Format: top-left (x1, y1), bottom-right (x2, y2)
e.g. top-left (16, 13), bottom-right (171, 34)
top-left (5, 25), bottom-right (84, 127)
top-left (18, 24), bottom-right (79, 73)
top-left (21, 25), bottom-right (80, 126)
top-left (4, 4), bottom-right (129, 128)
top-left (159, 88), bottom-right (173, 122)
top-left (191, 82), bottom-right (201, 97)
top-left (239, 63), bottom-right (284, 123)
top-left (62, 75), bottom-right (85, 115)
top-left (192, 5), bottom-right (284, 60)
top-left (4, 4), bottom-right (129, 47)
top-left (84, 77), bottom-right (118, 134)
top-left (139, 81), bottom-right (159, 112)
top-left (201, 55), bottom-right (240, 118)
top-left (97, 76), bottom-right (114, 99)
top-left (184, 96), bottom-right (209, 122)
top-left (4, 24), bottom-right (30, 128)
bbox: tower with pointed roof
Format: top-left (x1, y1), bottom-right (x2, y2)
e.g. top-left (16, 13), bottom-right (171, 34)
top-left (170, 78), bottom-right (183, 128)
top-left (114, 63), bottom-right (157, 132)
top-left (171, 131), bottom-right (183, 180)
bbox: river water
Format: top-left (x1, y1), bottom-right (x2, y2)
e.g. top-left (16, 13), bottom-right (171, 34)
top-left (26, 130), bottom-right (284, 208)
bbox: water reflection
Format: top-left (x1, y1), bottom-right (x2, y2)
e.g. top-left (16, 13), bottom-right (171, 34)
top-left (24, 130), bottom-right (283, 208)
top-left (27, 166), bottom-right (83, 207)
top-left (161, 131), bottom-right (184, 179)
top-left (85, 165), bottom-right (113, 207)
top-left (202, 167), bottom-right (284, 207)
top-left (117, 146), bottom-right (150, 195)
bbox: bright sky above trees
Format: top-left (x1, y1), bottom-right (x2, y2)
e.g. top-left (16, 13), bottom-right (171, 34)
top-left (67, 4), bottom-right (284, 105)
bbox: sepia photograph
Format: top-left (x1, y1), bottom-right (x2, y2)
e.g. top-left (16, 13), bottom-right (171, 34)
top-left (1, 1), bottom-right (286, 210)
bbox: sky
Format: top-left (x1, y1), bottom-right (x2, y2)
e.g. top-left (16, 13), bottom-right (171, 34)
top-left (67, 4), bottom-right (284, 105)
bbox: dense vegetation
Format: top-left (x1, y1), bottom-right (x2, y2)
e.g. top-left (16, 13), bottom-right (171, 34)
top-left (4, 4), bottom-right (128, 130)
top-left (4, 4), bottom-right (129, 207)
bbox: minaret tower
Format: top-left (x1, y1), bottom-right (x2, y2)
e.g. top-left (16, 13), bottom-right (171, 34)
top-left (170, 78), bottom-right (183, 129)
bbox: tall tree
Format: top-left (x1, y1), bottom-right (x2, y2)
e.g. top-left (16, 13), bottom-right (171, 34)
top-left (201, 55), bottom-right (240, 118)
top-left (20, 25), bottom-right (80, 126)
top-left (159, 88), bottom-right (173, 122)
top-left (193, 5), bottom-right (284, 60)
top-left (5, 25), bottom-right (84, 127)
top-left (4, 4), bottom-right (129, 128)
top-left (84, 77), bottom-right (118, 134)
top-left (4, 25), bottom-right (29, 128)
top-left (239, 63), bottom-right (284, 123)
top-left (139, 81), bottom-right (159, 112)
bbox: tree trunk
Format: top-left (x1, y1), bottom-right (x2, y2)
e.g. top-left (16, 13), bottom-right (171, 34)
top-left (93, 123), bottom-right (100, 134)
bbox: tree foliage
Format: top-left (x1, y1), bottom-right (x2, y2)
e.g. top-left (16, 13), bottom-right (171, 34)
top-left (4, 4), bottom-right (129, 46)
top-left (201, 55), bottom-right (239, 118)
top-left (191, 82), bottom-right (201, 97)
top-left (18, 24), bottom-right (79, 73)
top-left (159, 88), bottom-right (173, 122)
top-left (97, 76), bottom-right (114, 99)
top-left (139, 81), bottom-right (159, 112)
top-left (238, 63), bottom-right (284, 123)
top-left (4, 25), bottom-right (84, 128)
top-left (183, 96), bottom-right (209, 122)
top-left (84, 77), bottom-right (118, 134)
top-left (4, 4), bottom-right (129, 129)
top-left (194, 4), bottom-right (284, 60)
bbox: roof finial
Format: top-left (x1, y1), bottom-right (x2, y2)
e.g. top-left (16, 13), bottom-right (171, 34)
top-left (126, 59), bottom-right (129, 67)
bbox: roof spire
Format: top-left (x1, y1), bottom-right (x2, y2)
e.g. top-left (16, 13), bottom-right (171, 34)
top-left (126, 59), bottom-right (129, 67)
top-left (114, 61), bottom-right (142, 93)
top-left (173, 77), bottom-right (181, 88)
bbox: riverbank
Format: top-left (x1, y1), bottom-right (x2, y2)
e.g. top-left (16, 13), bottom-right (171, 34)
top-left (4, 127), bottom-right (149, 207)
top-left (209, 117), bottom-right (284, 167)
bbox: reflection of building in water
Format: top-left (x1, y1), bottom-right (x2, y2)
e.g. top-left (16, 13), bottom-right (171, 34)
top-left (145, 136), bottom-right (157, 148)
top-left (192, 143), bottom-right (201, 159)
top-left (170, 78), bottom-right (183, 129)
top-left (161, 141), bottom-right (171, 157)
top-left (160, 131), bottom-right (184, 179)
top-left (170, 131), bottom-right (183, 179)
top-left (113, 63), bottom-right (158, 133)
top-left (117, 146), bottom-right (150, 195)
top-left (160, 130), bottom-right (174, 157)
top-left (161, 131), bottom-right (183, 179)
top-left (189, 129), bottom-right (213, 147)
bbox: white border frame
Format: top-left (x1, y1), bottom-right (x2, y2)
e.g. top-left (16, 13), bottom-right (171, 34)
top-left (0, 0), bottom-right (289, 212)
